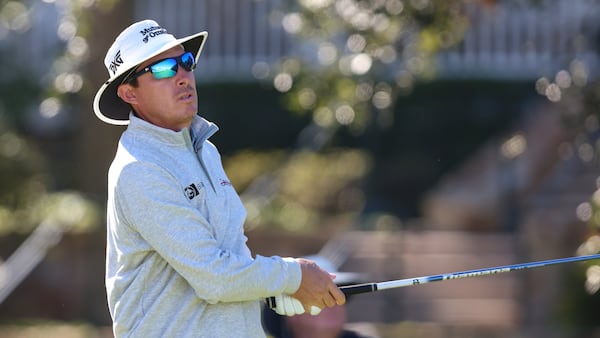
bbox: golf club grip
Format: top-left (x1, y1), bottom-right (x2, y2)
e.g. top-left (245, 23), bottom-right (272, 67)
top-left (266, 283), bottom-right (377, 308)
top-left (340, 283), bottom-right (378, 295)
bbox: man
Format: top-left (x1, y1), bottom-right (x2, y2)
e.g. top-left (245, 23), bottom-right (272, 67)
top-left (92, 20), bottom-right (345, 337)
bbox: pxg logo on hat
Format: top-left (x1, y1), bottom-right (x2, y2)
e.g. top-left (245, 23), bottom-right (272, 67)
top-left (108, 50), bottom-right (123, 75)
top-left (93, 20), bottom-right (208, 126)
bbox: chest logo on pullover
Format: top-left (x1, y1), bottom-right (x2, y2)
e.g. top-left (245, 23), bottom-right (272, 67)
top-left (184, 183), bottom-right (201, 200)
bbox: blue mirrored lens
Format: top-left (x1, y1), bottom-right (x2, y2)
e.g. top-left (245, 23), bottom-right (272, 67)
top-left (180, 52), bottom-right (195, 71)
top-left (150, 52), bottom-right (195, 79)
top-left (150, 58), bottom-right (178, 79)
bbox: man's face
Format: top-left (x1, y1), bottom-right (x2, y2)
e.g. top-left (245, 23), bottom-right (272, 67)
top-left (118, 45), bottom-right (198, 131)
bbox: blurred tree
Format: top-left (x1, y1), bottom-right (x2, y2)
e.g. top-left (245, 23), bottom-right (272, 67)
top-left (528, 6), bottom-right (600, 330)
top-left (574, 82), bottom-right (600, 305)
top-left (258, 0), bottom-right (474, 223)
top-left (77, 0), bottom-right (135, 196)
top-left (225, 148), bottom-right (372, 232)
top-left (269, 0), bottom-right (469, 142)
top-left (0, 0), bottom-right (118, 234)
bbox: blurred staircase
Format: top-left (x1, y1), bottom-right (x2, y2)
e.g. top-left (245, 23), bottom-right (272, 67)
top-left (335, 230), bottom-right (521, 328)
top-left (338, 101), bottom-right (600, 335)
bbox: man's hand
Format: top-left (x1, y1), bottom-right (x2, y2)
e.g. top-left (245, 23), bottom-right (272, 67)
top-left (291, 258), bottom-right (346, 311)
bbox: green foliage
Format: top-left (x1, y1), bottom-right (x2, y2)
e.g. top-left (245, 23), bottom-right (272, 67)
top-left (537, 29), bottom-right (600, 327)
top-left (0, 115), bottom-right (98, 234)
top-left (223, 150), bottom-right (287, 191)
top-left (224, 149), bottom-right (371, 232)
top-left (0, 78), bottom-right (42, 125)
top-left (271, 0), bottom-right (468, 135)
top-left (554, 263), bottom-right (600, 329)
top-left (277, 149), bottom-right (370, 211)
top-left (0, 0), bottom-right (116, 234)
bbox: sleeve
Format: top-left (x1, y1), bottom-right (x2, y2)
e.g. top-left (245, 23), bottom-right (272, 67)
top-left (114, 161), bottom-right (302, 303)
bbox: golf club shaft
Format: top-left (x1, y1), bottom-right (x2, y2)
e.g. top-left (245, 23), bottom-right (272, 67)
top-left (340, 253), bottom-right (600, 295)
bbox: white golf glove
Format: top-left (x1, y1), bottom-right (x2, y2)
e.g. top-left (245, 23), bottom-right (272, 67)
top-left (309, 305), bottom-right (322, 315)
top-left (268, 295), bottom-right (322, 316)
top-left (271, 294), bottom-right (304, 316)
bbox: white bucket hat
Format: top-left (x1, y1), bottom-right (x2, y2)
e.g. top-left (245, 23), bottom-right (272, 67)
top-left (93, 19), bottom-right (208, 125)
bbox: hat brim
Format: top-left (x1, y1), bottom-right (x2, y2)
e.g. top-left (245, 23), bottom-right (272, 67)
top-left (93, 31), bottom-right (208, 125)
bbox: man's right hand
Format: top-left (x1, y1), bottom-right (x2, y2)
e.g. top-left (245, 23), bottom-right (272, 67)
top-left (291, 258), bottom-right (346, 311)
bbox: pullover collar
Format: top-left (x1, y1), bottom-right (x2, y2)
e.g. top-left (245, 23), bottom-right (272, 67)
top-left (127, 113), bottom-right (219, 149)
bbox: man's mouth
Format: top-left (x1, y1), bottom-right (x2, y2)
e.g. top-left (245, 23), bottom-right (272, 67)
top-left (178, 92), bottom-right (194, 101)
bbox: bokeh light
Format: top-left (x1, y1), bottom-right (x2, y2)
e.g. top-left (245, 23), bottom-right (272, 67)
top-left (251, 62), bottom-right (270, 79)
top-left (0, 1), bottom-right (31, 33)
top-left (350, 53), bottom-right (372, 75)
top-left (385, 0), bottom-right (405, 15)
top-left (576, 202), bottom-right (592, 222)
top-left (57, 18), bottom-right (77, 41)
top-left (54, 72), bottom-right (83, 93)
top-left (578, 235), bottom-right (600, 255)
top-left (545, 83), bottom-right (562, 102)
top-left (282, 12), bottom-right (303, 34)
top-left (411, 0), bottom-right (431, 11)
top-left (578, 143), bottom-right (594, 163)
top-left (585, 265), bottom-right (600, 294)
top-left (273, 72), bottom-right (293, 92)
top-left (299, 0), bottom-right (333, 11)
top-left (318, 42), bottom-right (338, 66)
top-left (347, 34), bottom-right (366, 53)
top-left (0, 132), bottom-right (23, 159)
top-left (535, 77), bottom-right (550, 95)
top-left (395, 70), bottom-right (414, 93)
top-left (373, 90), bottom-right (392, 109)
top-left (555, 70), bottom-right (572, 89)
top-left (372, 14), bottom-right (391, 32)
top-left (67, 36), bottom-right (89, 58)
top-left (313, 106), bottom-right (335, 127)
top-left (355, 82), bottom-right (374, 102)
top-left (39, 97), bottom-right (61, 119)
top-left (570, 60), bottom-right (588, 87)
top-left (298, 88), bottom-right (317, 109)
top-left (335, 104), bottom-right (355, 125)
top-left (501, 133), bottom-right (527, 159)
top-left (375, 45), bottom-right (397, 64)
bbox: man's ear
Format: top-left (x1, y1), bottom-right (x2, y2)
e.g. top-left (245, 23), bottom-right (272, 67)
top-left (117, 84), bottom-right (137, 105)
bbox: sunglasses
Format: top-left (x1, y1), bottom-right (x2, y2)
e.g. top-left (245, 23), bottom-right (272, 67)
top-left (124, 51), bottom-right (196, 83)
